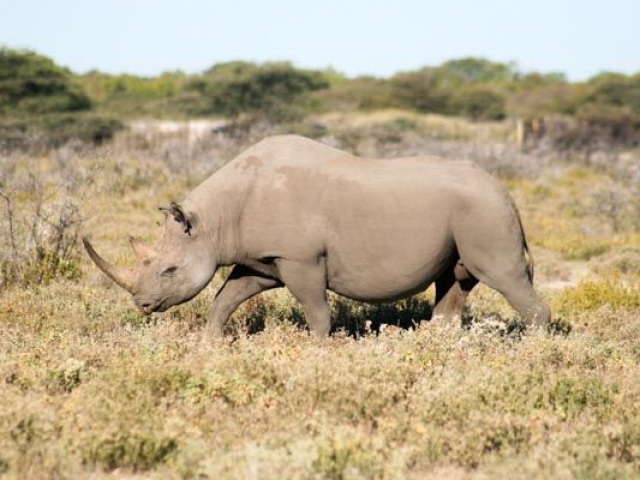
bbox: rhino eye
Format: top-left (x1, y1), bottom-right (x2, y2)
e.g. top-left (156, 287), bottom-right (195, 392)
top-left (161, 266), bottom-right (178, 277)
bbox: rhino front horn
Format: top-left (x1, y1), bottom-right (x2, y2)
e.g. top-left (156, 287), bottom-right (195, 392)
top-left (83, 237), bottom-right (135, 293)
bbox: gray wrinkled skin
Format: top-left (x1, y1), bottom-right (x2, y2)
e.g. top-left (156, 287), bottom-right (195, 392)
top-left (84, 135), bottom-right (551, 338)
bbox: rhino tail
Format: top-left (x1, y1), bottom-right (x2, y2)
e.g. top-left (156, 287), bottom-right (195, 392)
top-left (507, 192), bottom-right (534, 283)
top-left (524, 238), bottom-right (534, 283)
top-left (514, 202), bottom-right (534, 283)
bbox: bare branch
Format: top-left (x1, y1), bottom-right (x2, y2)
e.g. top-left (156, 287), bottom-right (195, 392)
top-left (0, 189), bottom-right (17, 259)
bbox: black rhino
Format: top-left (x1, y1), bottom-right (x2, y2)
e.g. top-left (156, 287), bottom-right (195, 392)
top-left (84, 135), bottom-right (551, 337)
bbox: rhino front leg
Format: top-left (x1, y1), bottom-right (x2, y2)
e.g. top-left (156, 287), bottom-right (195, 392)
top-left (205, 265), bottom-right (282, 339)
top-left (276, 257), bottom-right (331, 338)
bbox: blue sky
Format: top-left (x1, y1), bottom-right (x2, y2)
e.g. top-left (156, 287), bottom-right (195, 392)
top-left (1, 0), bottom-right (639, 80)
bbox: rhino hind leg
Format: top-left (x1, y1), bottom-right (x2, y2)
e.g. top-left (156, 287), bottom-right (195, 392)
top-left (275, 257), bottom-right (332, 338)
top-left (205, 265), bottom-right (282, 339)
top-left (432, 261), bottom-right (478, 324)
top-left (453, 218), bottom-right (551, 329)
top-left (462, 259), bottom-right (551, 328)
top-left (495, 279), bottom-right (551, 328)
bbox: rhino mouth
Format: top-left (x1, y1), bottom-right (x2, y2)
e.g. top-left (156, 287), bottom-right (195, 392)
top-left (136, 298), bottom-right (171, 315)
top-left (135, 292), bottom-right (198, 315)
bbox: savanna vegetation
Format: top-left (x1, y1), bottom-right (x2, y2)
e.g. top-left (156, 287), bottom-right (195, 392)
top-left (2, 47), bottom-right (640, 152)
top-left (1, 47), bottom-right (640, 478)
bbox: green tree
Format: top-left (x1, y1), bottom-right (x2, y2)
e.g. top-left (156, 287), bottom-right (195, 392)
top-left (439, 57), bottom-right (518, 83)
top-left (318, 75), bottom-right (394, 111)
top-left (450, 87), bottom-right (506, 121)
top-left (507, 83), bottom-right (590, 117)
top-left (390, 69), bottom-right (451, 114)
top-left (389, 58), bottom-right (518, 118)
top-left (0, 48), bottom-right (91, 115)
top-left (516, 72), bottom-right (567, 90)
top-left (587, 72), bottom-right (640, 113)
top-left (186, 61), bottom-right (330, 121)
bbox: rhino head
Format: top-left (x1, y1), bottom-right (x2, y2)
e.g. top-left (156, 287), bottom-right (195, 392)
top-left (83, 202), bottom-right (217, 315)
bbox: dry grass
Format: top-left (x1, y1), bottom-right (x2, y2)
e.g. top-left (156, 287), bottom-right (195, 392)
top-left (2, 114), bottom-right (640, 479)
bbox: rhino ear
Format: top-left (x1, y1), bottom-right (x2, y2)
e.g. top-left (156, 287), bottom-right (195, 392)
top-left (159, 202), bottom-right (195, 236)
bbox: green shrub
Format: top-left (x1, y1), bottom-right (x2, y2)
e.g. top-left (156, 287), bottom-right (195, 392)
top-left (44, 358), bottom-right (87, 394)
top-left (439, 57), bottom-right (518, 84)
top-left (313, 428), bottom-right (386, 480)
top-left (450, 87), bottom-right (506, 121)
top-left (592, 249), bottom-right (640, 276)
top-left (512, 72), bottom-right (640, 150)
top-left (317, 76), bottom-right (395, 111)
top-left (143, 368), bottom-right (193, 398)
top-left (185, 61), bottom-right (330, 122)
top-left (536, 235), bottom-right (610, 261)
top-left (80, 70), bottom-right (184, 102)
top-left (0, 114), bottom-right (124, 152)
top-left (587, 72), bottom-right (640, 113)
top-left (605, 421), bottom-right (640, 467)
top-left (575, 104), bottom-right (640, 147)
top-left (390, 69), bottom-right (451, 114)
top-left (549, 375), bottom-right (615, 420)
top-left (83, 432), bottom-right (178, 472)
top-left (389, 58), bottom-right (513, 120)
top-left (554, 276), bottom-right (640, 313)
top-left (0, 48), bottom-right (91, 115)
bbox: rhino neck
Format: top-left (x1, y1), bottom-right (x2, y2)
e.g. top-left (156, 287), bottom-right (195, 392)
top-left (183, 187), bottom-right (243, 267)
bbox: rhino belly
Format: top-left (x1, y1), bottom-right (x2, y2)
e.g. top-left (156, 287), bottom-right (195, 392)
top-left (325, 237), bottom-right (454, 302)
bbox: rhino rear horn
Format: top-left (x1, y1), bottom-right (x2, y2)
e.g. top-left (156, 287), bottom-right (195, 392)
top-left (83, 237), bottom-right (135, 293)
top-left (129, 236), bottom-right (155, 262)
